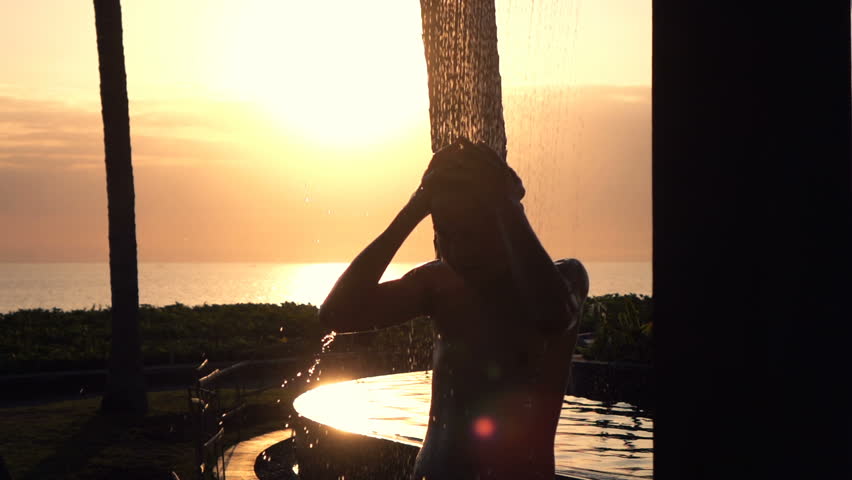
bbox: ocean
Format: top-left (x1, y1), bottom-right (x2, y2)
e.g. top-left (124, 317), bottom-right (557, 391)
top-left (0, 261), bottom-right (651, 314)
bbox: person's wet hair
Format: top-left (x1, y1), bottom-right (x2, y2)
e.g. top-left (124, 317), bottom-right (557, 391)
top-left (427, 137), bottom-right (524, 260)
top-left (424, 137), bottom-right (524, 202)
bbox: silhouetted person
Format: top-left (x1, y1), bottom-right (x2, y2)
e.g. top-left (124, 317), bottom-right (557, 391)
top-left (320, 137), bottom-right (589, 480)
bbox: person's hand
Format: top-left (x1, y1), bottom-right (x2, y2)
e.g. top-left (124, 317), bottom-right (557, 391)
top-left (422, 140), bottom-right (464, 181)
top-left (409, 141), bottom-right (464, 217)
top-left (451, 138), bottom-right (525, 204)
top-left (423, 138), bottom-right (493, 190)
top-left (407, 170), bottom-right (436, 219)
top-left (417, 137), bottom-right (525, 208)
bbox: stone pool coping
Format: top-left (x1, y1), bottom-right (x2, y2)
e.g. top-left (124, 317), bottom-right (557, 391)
top-left (224, 429), bottom-right (294, 480)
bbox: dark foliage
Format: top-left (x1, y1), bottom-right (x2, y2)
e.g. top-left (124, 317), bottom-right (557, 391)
top-left (578, 294), bottom-right (652, 364)
top-left (1, 295), bottom-right (651, 374)
top-left (0, 302), bottom-right (324, 374)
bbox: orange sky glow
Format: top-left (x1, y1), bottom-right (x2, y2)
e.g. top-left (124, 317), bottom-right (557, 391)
top-left (0, 0), bottom-right (651, 263)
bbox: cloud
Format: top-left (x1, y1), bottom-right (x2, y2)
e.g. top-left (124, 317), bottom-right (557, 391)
top-left (0, 95), bottom-right (271, 171)
top-left (0, 96), bottom-right (102, 169)
top-left (1, 86), bottom-right (652, 262)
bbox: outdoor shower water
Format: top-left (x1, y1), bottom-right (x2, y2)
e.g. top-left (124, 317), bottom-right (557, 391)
top-left (420, 0), bottom-right (507, 159)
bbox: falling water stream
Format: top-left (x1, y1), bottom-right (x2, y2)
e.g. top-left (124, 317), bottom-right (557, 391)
top-left (420, 0), bottom-right (508, 159)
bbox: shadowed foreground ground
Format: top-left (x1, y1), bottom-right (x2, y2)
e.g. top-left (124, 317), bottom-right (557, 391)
top-left (0, 389), bottom-right (293, 480)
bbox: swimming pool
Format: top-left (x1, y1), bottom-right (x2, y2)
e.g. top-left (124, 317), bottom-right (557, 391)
top-left (293, 371), bottom-right (652, 479)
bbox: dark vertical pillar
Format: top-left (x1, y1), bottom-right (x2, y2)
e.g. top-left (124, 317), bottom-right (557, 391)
top-left (653, 3), bottom-right (850, 480)
top-left (95, 0), bottom-right (147, 414)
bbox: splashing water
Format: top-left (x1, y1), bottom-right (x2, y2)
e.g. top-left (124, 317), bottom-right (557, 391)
top-left (321, 331), bottom-right (337, 351)
top-left (278, 329), bottom-right (338, 420)
top-left (308, 331), bottom-right (338, 383)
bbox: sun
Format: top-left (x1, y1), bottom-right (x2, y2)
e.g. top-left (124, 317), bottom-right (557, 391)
top-left (212, 1), bottom-right (429, 146)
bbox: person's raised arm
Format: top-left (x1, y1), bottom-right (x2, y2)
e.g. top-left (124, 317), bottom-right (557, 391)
top-left (461, 138), bottom-right (588, 334)
top-left (319, 192), bottom-right (430, 333)
top-left (318, 144), bottom-right (463, 333)
top-left (493, 194), bottom-right (588, 334)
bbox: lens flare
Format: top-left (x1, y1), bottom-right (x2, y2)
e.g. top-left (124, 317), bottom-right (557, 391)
top-left (473, 416), bottom-right (496, 438)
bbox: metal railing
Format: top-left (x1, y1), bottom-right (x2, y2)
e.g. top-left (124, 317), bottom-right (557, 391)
top-left (187, 359), bottom-right (250, 480)
top-left (185, 353), bottom-right (367, 480)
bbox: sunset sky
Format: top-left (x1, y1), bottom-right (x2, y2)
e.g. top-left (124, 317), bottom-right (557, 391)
top-left (0, 0), bottom-right (651, 263)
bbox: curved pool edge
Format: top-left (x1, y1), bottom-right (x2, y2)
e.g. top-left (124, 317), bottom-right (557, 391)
top-left (223, 429), bottom-right (294, 480)
top-left (293, 414), bottom-right (420, 479)
top-left (291, 415), bottom-right (589, 480)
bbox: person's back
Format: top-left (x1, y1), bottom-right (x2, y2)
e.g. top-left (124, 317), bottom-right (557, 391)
top-left (414, 258), bottom-right (588, 479)
top-left (320, 138), bottom-right (588, 479)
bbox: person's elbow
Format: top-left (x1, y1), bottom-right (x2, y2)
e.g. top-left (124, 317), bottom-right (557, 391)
top-left (318, 301), bottom-right (342, 332)
top-left (319, 299), bottom-right (363, 333)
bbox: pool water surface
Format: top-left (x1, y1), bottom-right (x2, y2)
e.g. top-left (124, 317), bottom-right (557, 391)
top-left (294, 371), bottom-right (652, 479)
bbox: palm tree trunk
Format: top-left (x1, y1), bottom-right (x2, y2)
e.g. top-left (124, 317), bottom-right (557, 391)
top-left (94, 0), bottom-right (147, 415)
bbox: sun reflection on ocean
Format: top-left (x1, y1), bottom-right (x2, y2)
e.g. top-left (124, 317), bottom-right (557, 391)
top-left (270, 262), bottom-right (426, 307)
top-left (0, 261), bottom-right (649, 313)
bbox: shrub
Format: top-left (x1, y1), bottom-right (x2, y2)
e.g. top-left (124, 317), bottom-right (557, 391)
top-left (578, 294), bottom-right (652, 364)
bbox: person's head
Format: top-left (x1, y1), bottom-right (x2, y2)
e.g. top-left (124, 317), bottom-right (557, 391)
top-left (431, 189), bottom-right (505, 279)
top-left (427, 138), bottom-right (524, 282)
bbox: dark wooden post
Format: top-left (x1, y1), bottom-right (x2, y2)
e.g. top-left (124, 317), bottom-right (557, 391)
top-left (653, 3), bottom-right (851, 479)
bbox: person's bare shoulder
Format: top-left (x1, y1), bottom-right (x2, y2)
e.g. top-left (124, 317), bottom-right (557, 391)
top-left (400, 260), bottom-right (465, 312)
top-left (401, 259), bottom-right (458, 291)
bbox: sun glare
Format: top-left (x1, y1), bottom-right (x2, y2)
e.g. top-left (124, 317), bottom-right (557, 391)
top-left (213, 1), bottom-right (429, 146)
top-left (293, 380), bottom-right (375, 435)
top-left (272, 263), bottom-right (424, 306)
top-left (293, 374), bottom-right (430, 446)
